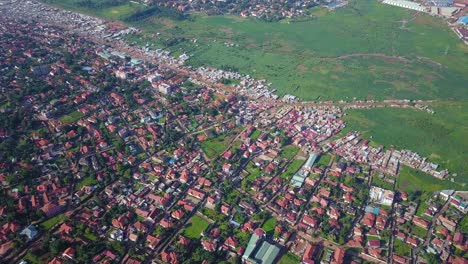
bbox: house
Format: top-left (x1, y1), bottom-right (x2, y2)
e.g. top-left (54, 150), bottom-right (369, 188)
top-left (112, 216), bottom-right (128, 230)
top-left (302, 215), bottom-right (319, 228)
top-left (159, 218), bottom-right (174, 229)
top-left (367, 240), bottom-right (380, 249)
top-left (224, 236), bottom-right (238, 250)
top-left (48, 257), bottom-right (63, 264)
top-left (58, 223), bottom-right (73, 235)
top-left (453, 232), bottom-right (465, 246)
top-left (438, 215), bottom-right (457, 232)
top-left (406, 236), bottom-right (419, 247)
top-left (179, 236), bottom-right (191, 247)
top-left (171, 209), bottom-right (185, 220)
top-left (413, 217), bottom-right (430, 229)
top-left (147, 235), bottom-right (161, 250)
top-left (187, 188), bottom-right (205, 200)
top-left (20, 225), bottom-right (38, 241)
top-left (302, 244), bottom-right (316, 264)
top-left (392, 254), bottom-right (409, 264)
top-left (223, 163), bottom-right (232, 174)
top-left (62, 247), bottom-right (76, 260)
top-left (161, 251), bottom-right (179, 264)
top-left (239, 201), bottom-right (256, 214)
top-left (201, 239), bottom-right (217, 252)
top-left (332, 247), bottom-right (345, 264)
top-left (221, 205), bottom-right (231, 216)
top-left (0, 241), bottom-right (13, 257)
top-left (41, 202), bottom-right (63, 217)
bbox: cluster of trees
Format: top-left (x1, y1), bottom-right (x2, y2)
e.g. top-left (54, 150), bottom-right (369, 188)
top-left (124, 6), bottom-right (187, 22)
top-left (73, 0), bottom-right (127, 9)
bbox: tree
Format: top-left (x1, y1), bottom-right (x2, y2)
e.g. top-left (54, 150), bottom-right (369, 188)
top-left (50, 239), bottom-right (69, 256)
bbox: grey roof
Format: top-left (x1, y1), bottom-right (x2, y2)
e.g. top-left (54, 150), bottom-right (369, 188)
top-left (305, 152), bottom-right (319, 168)
top-left (21, 225), bottom-right (38, 240)
top-left (243, 233), bottom-right (261, 260)
top-left (255, 241), bottom-right (281, 264)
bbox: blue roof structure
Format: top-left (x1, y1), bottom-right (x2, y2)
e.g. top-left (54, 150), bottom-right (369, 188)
top-left (428, 0), bottom-right (453, 6)
top-left (365, 206), bottom-right (380, 215)
top-left (304, 152), bottom-right (319, 168)
top-left (457, 16), bottom-right (468, 25)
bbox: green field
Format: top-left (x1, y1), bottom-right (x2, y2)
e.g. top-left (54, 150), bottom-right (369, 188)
top-left (342, 103), bottom-right (468, 184)
top-left (411, 225), bottom-right (428, 239)
top-left (316, 153), bottom-right (332, 167)
top-left (372, 176), bottom-right (395, 190)
top-left (200, 134), bottom-right (230, 159)
top-left (183, 215), bottom-right (210, 239)
top-left (393, 239), bottom-right (411, 257)
top-left (41, 214), bottom-right (66, 230)
top-left (398, 166), bottom-right (466, 192)
top-left (279, 145), bottom-right (300, 160)
top-left (261, 217), bottom-right (277, 235)
top-left (279, 252), bottom-right (300, 264)
top-left (44, 0), bottom-right (468, 101)
top-left (75, 175), bottom-right (98, 191)
top-left (43, 0), bottom-right (146, 20)
top-left (59, 111), bottom-right (84, 124)
top-left (280, 159), bottom-right (305, 180)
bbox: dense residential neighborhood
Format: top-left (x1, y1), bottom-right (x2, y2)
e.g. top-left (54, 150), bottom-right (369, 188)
top-left (0, 0), bottom-right (467, 264)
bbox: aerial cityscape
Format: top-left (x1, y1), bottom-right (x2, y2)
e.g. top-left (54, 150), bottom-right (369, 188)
top-left (0, 0), bottom-right (467, 263)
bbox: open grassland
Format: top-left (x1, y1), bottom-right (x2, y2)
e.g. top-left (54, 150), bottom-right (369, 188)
top-left (43, 0), bottom-right (145, 20)
top-left (200, 134), bottom-right (231, 159)
top-left (279, 145), bottom-right (300, 160)
top-left (41, 214), bottom-right (66, 230)
top-left (393, 239), bottom-right (411, 257)
top-left (59, 111), bottom-right (84, 124)
top-left (280, 159), bottom-right (305, 180)
top-left (261, 217), bottom-right (278, 235)
top-left (342, 102), bottom-right (468, 184)
top-left (279, 252), bottom-right (300, 264)
top-left (397, 166), bottom-right (467, 192)
top-left (44, 0), bottom-right (468, 101)
top-left (183, 215), bottom-right (210, 239)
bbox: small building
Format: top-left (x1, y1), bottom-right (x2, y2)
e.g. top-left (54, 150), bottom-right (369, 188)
top-left (21, 225), bottom-right (38, 241)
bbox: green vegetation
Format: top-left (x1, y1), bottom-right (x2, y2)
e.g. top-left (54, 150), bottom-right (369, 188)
top-left (44, 0), bottom-right (147, 20)
top-left (41, 214), bottom-right (66, 230)
top-left (411, 225), bottom-right (428, 239)
top-left (183, 215), bottom-right (210, 239)
top-left (393, 239), bottom-right (411, 257)
top-left (23, 252), bottom-right (43, 264)
top-left (279, 145), bottom-right (300, 160)
top-left (316, 153), bottom-right (332, 167)
top-left (59, 111), bottom-right (84, 124)
top-left (342, 103), bottom-right (468, 184)
top-left (249, 130), bottom-right (261, 141)
top-left (114, 0), bottom-right (468, 101)
top-left (398, 166), bottom-right (466, 192)
top-left (75, 175), bottom-right (98, 190)
top-left (416, 201), bottom-right (429, 217)
top-left (200, 134), bottom-right (230, 159)
top-left (459, 215), bottom-right (468, 234)
top-left (280, 159), bottom-right (305, 179)
top-left (371, 176), bottom-right (394, 190)
top-left (279, 252), bottom-right (300, 264)
top-left (246, 163), bottom-right (263, 181)
top-left (261, 217), bottom-right (277, 235)
top-left (84, 231), bottom-right (99, 241)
